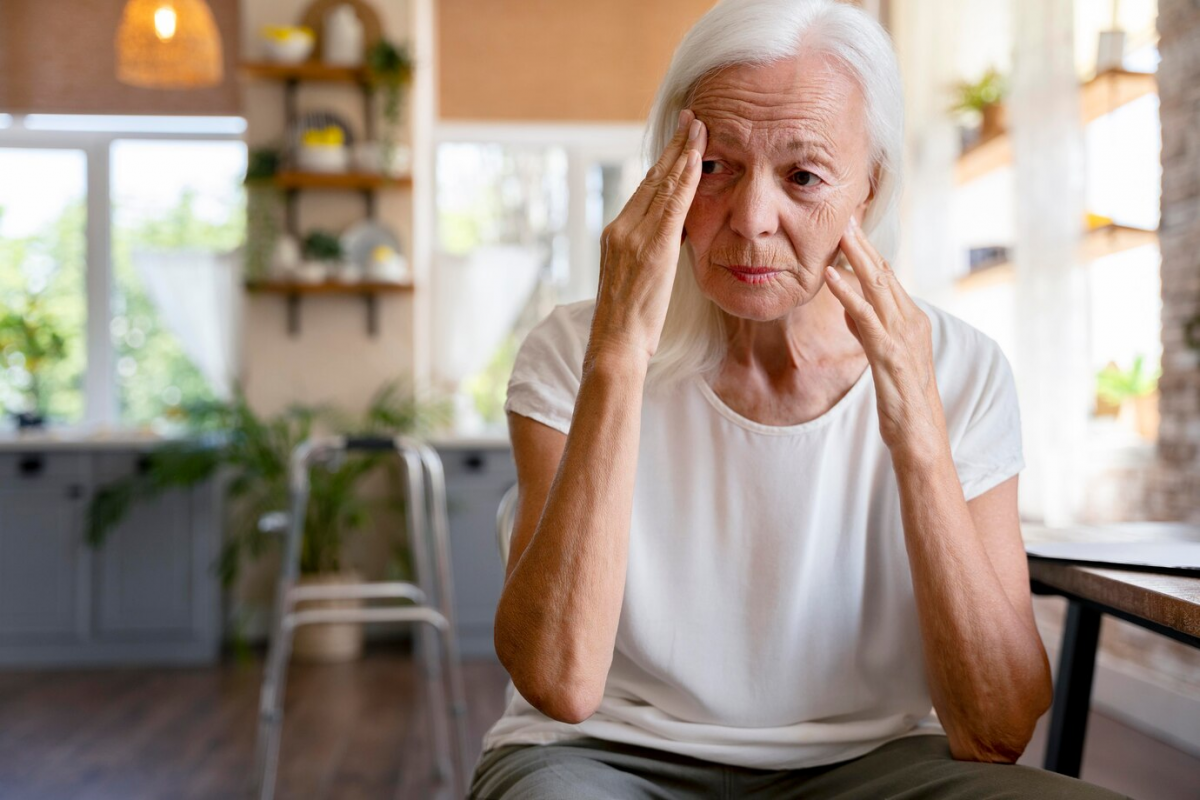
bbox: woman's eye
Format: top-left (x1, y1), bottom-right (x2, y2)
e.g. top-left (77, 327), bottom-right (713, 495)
top-left (792, 171), bottom-right (823, 188)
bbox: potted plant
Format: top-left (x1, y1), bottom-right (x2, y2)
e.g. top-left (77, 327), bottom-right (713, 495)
top-left (300, 229), bottom-right (343, 283)
top-left (1095, 354), bottom-right (1160, 441)
top-left (0, 292), bottom-right (68, 429)
top-left (949, 66), bottom-right (1009, 147)
top-left (244, 147), bottom-right (283, 281)
top-left (86, 379), bottom-right (452, 662)
top-left (364, 38), bottom-right (415, 177)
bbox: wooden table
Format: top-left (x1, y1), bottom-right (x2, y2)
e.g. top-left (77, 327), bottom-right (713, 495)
top-left (1024, 521), bottom-right (1200, 778)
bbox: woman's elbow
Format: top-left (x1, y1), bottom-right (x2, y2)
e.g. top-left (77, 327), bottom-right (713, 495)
top-left (947, 714), bottom-right (1039, 764)
top-left (498, 654), bottom-right (602, 724)
top-left (526, 684), bottom-right (601, 724)
top-left (494, 632), bottom-right (601, 724)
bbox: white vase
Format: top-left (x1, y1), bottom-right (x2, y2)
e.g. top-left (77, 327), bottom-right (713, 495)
top-left (323, 5), bottom-right (363, 67)
top-left (270, 234), bottom-right (301, 279)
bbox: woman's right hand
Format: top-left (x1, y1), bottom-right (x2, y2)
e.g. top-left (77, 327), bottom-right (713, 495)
top-left (588, 108), bottom-right (707, 366)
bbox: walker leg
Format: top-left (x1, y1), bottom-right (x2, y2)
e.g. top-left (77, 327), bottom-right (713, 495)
top-left (420, 614), bottom-right (453, 782)
top-left (441, 624), bottom-right (471, 797)
top-left (254, 618), bottom-right (295, 800)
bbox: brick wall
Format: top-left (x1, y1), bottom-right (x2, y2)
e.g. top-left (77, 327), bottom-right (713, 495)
top-left (1146, 0), bottom-right (1200, 522)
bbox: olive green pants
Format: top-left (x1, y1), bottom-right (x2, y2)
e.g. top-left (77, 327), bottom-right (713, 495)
top-left (468, 733), bottom-right (1130, 799)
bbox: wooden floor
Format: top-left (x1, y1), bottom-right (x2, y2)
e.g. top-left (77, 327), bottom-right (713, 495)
top-left (0, 645), bottom-right (1196, 799)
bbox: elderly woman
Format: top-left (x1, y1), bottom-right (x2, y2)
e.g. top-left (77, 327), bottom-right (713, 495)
top-left (469, 1), bottom-right (1128, 798)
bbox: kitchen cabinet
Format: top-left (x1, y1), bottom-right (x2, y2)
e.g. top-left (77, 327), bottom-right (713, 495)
top-left (0, 446), bottom-right (221, 667)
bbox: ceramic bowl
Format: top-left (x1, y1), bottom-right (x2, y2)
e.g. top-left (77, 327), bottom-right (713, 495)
top-left (263, 31), bottom-right (314, 64)
top-left (296, 145), bottom-right (349, 173)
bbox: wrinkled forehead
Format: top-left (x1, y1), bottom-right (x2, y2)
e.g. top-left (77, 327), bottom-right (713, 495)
top-left (687, 53), bottom-right (867, 161)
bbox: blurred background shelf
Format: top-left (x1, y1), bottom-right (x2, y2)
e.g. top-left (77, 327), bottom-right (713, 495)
top-left (244, 279), bottom-right (413, 294)
top-left (245, 279), bottom-right (414, 338)
top-left (955, 224), bottom-right (1159, 292)
top-left (241, 61), bottom-right (369, 83)
top-left (274, 171), bottom-right (411, 190)
top-left (956, 69), bottom-right (1157, 185)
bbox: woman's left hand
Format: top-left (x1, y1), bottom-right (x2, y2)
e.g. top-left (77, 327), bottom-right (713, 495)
top-left (824, 216), bottom-right (944, 455)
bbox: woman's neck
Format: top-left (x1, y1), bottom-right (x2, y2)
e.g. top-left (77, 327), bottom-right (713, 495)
top-left (719, 272), bottom-right (865, 380)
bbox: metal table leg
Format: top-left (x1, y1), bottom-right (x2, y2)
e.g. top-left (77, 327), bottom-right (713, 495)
top-left (1044, 600), bottom-right (1102, 777)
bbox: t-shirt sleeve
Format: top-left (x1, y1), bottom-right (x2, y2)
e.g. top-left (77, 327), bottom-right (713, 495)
top-left (503, 303), bottom-right (590, 435)
top-left (953, 340), bottom-right (1026, 502)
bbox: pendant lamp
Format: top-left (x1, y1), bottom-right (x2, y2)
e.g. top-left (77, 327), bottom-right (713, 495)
top-left (116, 0), bottom-right (224, 88)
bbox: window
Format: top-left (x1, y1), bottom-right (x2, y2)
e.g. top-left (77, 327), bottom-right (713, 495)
top-left (0, 116), bottom-right (246, 431)
top-left (431, 125), bottom-right (643, 434)
top-left (0, 148), bottom-right (88, 423)
top-left (110, 139), bottom-right (245, 426)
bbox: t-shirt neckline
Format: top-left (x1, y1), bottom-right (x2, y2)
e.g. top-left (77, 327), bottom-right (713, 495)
top-left (692, 363), bottom-right (872, 436)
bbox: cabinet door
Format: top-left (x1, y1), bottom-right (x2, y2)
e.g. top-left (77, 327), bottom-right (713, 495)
top-left (436, 444), bottom-right (516, 660)
top-left (0, 456), bottom-right (88, 642)
top-left (92, 455), bottom-right (197, 639)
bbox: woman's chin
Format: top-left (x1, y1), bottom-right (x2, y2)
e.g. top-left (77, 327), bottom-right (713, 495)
top-left (698, 269), bottom-right (805, 321)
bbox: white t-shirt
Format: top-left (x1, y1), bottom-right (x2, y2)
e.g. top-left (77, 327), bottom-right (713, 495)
top-left (483, 295), bottom-right (1026, 770)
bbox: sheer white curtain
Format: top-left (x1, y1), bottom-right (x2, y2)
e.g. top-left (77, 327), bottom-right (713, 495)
top-left (430, 244), bottom-right (543, 386)
top-left (131, 248), bottom-right (243, 399)
top-left (1009, 0), bottom-right (1090, 526)
top-left (891, 0), bottom-right (963, 305)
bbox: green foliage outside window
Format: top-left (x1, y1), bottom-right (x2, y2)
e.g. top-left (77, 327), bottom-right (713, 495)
top-left (0, 201), bottom-right (87, 423)
top-left (0, 179), bottom-right (246, 427)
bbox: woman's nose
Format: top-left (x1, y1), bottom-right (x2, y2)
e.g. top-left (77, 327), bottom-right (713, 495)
top-left (727, 172), bottom-right (782, 241)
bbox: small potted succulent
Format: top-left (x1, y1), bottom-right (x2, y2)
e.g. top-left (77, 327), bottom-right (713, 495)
top-left (300, 229), bottom-right (343, 283)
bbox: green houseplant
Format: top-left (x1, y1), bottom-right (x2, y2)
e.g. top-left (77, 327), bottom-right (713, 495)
top-left (302, 229), bottom-right (342, 264)
top-left (86, 379), bottom-right (452, 660)
top-left (949, 66), bottom-right (1010, 144)
top-left (365, 38), bottom-right (414, 176)
top-left (0, 292), bottom-right (68, 428)
top-left (1095, 354), bottom-right (1160, 440)
top-left (300, 229), bottom-right (343, 283)
top-left (244, 147), bottom-right (283, 281)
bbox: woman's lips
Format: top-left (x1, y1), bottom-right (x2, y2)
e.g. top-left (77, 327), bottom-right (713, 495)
top-left (725, 264), bottom-right (781, 284)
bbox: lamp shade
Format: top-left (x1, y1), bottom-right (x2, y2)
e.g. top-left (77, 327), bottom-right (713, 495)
top-left (116, 0), bottom-right (224, 89)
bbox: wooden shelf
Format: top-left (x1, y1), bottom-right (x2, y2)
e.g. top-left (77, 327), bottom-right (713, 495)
top-left (1079, 222), bottom-right (1158, 261)
top-left (1081, 69), bottom-right (1156, 125)
top-left (956, 133), bottom-right (1013, 185)
top-left (245, 279), bottom-right (414, 337)
top-left (245, 279), bottom-right (413, 294)
top-left (274, 171), bottom-right (412, 191)
top-left (955, 261), bottom-right (1015, 292)
top-left (241, 61), bottom-right (369, 83)
top-left (954, 224), bottom-right (1158, 292)
top-left (955, 69), bottom-right (1156, 185)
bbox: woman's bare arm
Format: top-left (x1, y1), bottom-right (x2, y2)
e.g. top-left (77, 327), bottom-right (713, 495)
top-left (493, 110), bottom-right (708, 723)
top-left (495, 351), bottom-right (648, 723)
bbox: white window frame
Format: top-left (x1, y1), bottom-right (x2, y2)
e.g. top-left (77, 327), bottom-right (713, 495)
top-left (0, 114), bottom-right (246, 427)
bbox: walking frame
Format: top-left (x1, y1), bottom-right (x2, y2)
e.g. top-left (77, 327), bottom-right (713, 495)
top-left (253, 435), bottom-right (470, 800)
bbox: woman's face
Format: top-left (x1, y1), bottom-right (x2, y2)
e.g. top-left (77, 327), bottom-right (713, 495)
top-left (684, 52), bottom-right (876, 322)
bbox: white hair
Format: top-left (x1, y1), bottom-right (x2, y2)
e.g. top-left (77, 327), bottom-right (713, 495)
top-left (642, 0), bottom-right (905, 392)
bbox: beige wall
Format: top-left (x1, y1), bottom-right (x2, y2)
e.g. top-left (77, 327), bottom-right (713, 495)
top-left (437, 0), bottom-right (718, 121)
top-left (0, 0), bottom-right (241, 115)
